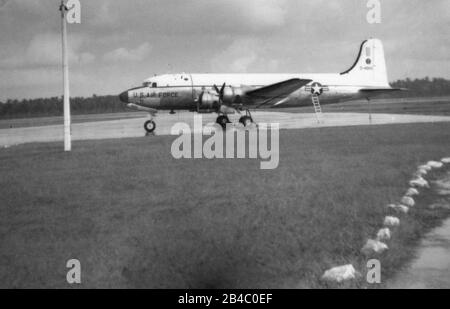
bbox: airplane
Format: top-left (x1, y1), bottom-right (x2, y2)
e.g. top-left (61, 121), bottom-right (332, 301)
top-left (119, 38), bottom-right (402, 133)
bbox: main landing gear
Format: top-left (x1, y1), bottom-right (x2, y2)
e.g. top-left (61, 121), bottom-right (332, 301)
top-left (239, 110), bottom-right (255, 127)
top-left (215, 110), bottom-right (255, 129)
top-left (216, 115), bottom-right (231, 129)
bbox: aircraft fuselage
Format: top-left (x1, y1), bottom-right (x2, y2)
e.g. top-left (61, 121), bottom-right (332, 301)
top-left (121, 73), bottom-right (370, 111)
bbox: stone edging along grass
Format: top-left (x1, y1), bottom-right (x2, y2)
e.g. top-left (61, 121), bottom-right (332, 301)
top-left (321, 157), bottom-right (450, 284)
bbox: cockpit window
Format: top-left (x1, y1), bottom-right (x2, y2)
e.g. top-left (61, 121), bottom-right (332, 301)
top-left (152, 83), bottom-right (157, 88)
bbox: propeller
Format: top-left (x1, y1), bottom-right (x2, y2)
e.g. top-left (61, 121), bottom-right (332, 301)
top-left (213, 83), bottom-right (226, 103)
top-left (213, 83), bottom-right (243, 114)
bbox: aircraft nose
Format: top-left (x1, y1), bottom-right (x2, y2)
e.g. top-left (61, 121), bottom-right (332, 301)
top-left (119, 91), bottom-right (129, 103)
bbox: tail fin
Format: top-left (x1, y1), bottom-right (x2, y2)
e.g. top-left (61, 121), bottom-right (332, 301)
top-left (340, 39), bottom-right (389, 87)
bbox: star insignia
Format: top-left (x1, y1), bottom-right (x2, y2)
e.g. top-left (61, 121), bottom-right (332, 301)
top-left (306, 82), bottom-right (329, 96)
top-left (312, 84), bottom-right (323, 95)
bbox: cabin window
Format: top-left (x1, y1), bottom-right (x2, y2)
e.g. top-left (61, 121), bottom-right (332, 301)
top-left (152, 83), bottom-right (157, 88)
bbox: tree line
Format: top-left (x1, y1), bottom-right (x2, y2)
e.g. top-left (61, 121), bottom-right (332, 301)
top-left (390, 77), bottom-right (450, 98)
top-left (0, 95), bottom-right (126, 119)
top-left (1, 77), bottom-right (449, 119)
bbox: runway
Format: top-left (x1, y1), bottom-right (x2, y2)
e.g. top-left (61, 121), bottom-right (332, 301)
top-left (2, 111), bottom-right (450, 147)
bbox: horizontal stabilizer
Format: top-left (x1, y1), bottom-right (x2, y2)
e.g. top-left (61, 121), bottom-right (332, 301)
top-left (359, 88), bottom-right (407, 93)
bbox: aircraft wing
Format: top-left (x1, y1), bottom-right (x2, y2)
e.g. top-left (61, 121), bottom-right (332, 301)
top-left (246, 78), bottom-right (312, 99)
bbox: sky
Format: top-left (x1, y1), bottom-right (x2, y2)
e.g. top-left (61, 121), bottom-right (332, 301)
top-left (0, 0), bottom-right (449, 101)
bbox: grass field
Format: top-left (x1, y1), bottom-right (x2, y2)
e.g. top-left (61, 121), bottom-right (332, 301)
top-left (1, 122), bottom-right (449, 288)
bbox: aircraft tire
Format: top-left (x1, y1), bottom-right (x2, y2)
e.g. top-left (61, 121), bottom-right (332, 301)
top-left (144, 120), bottom-right (156, 133)
top-left (216, 116), bottom-right (230, 130)
top-left (239, 116), bottom-right (253, 127)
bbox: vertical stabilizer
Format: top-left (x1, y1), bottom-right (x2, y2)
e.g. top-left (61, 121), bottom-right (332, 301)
top-left (340, 39), bottom-right (389, 87)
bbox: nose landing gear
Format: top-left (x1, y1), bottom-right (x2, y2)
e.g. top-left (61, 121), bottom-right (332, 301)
top-left (144, 120), bottom-right (156, 134)
top-left (123, 104), bottom-right (158, 135)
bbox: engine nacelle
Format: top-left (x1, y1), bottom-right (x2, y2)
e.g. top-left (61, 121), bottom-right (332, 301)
top-left (197, 86), bottom-right (245, 111)
top-left (198, 91), bottom-right (220, 110)
top-left (222, 86), bottom-right (244, 104)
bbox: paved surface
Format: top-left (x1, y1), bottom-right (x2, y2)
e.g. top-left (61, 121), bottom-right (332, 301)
top-left (387, 172), bottom-right (450, 289)
top-left (0, 112), bottom-right (146, 129)
top-left (387, 219), bottom-right (450, 288)
top-left (2, 112), bottom-right (450, 147)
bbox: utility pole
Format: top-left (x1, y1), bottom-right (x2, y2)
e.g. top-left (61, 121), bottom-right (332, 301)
top-left (60, 0), bottom-right (71, 152)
